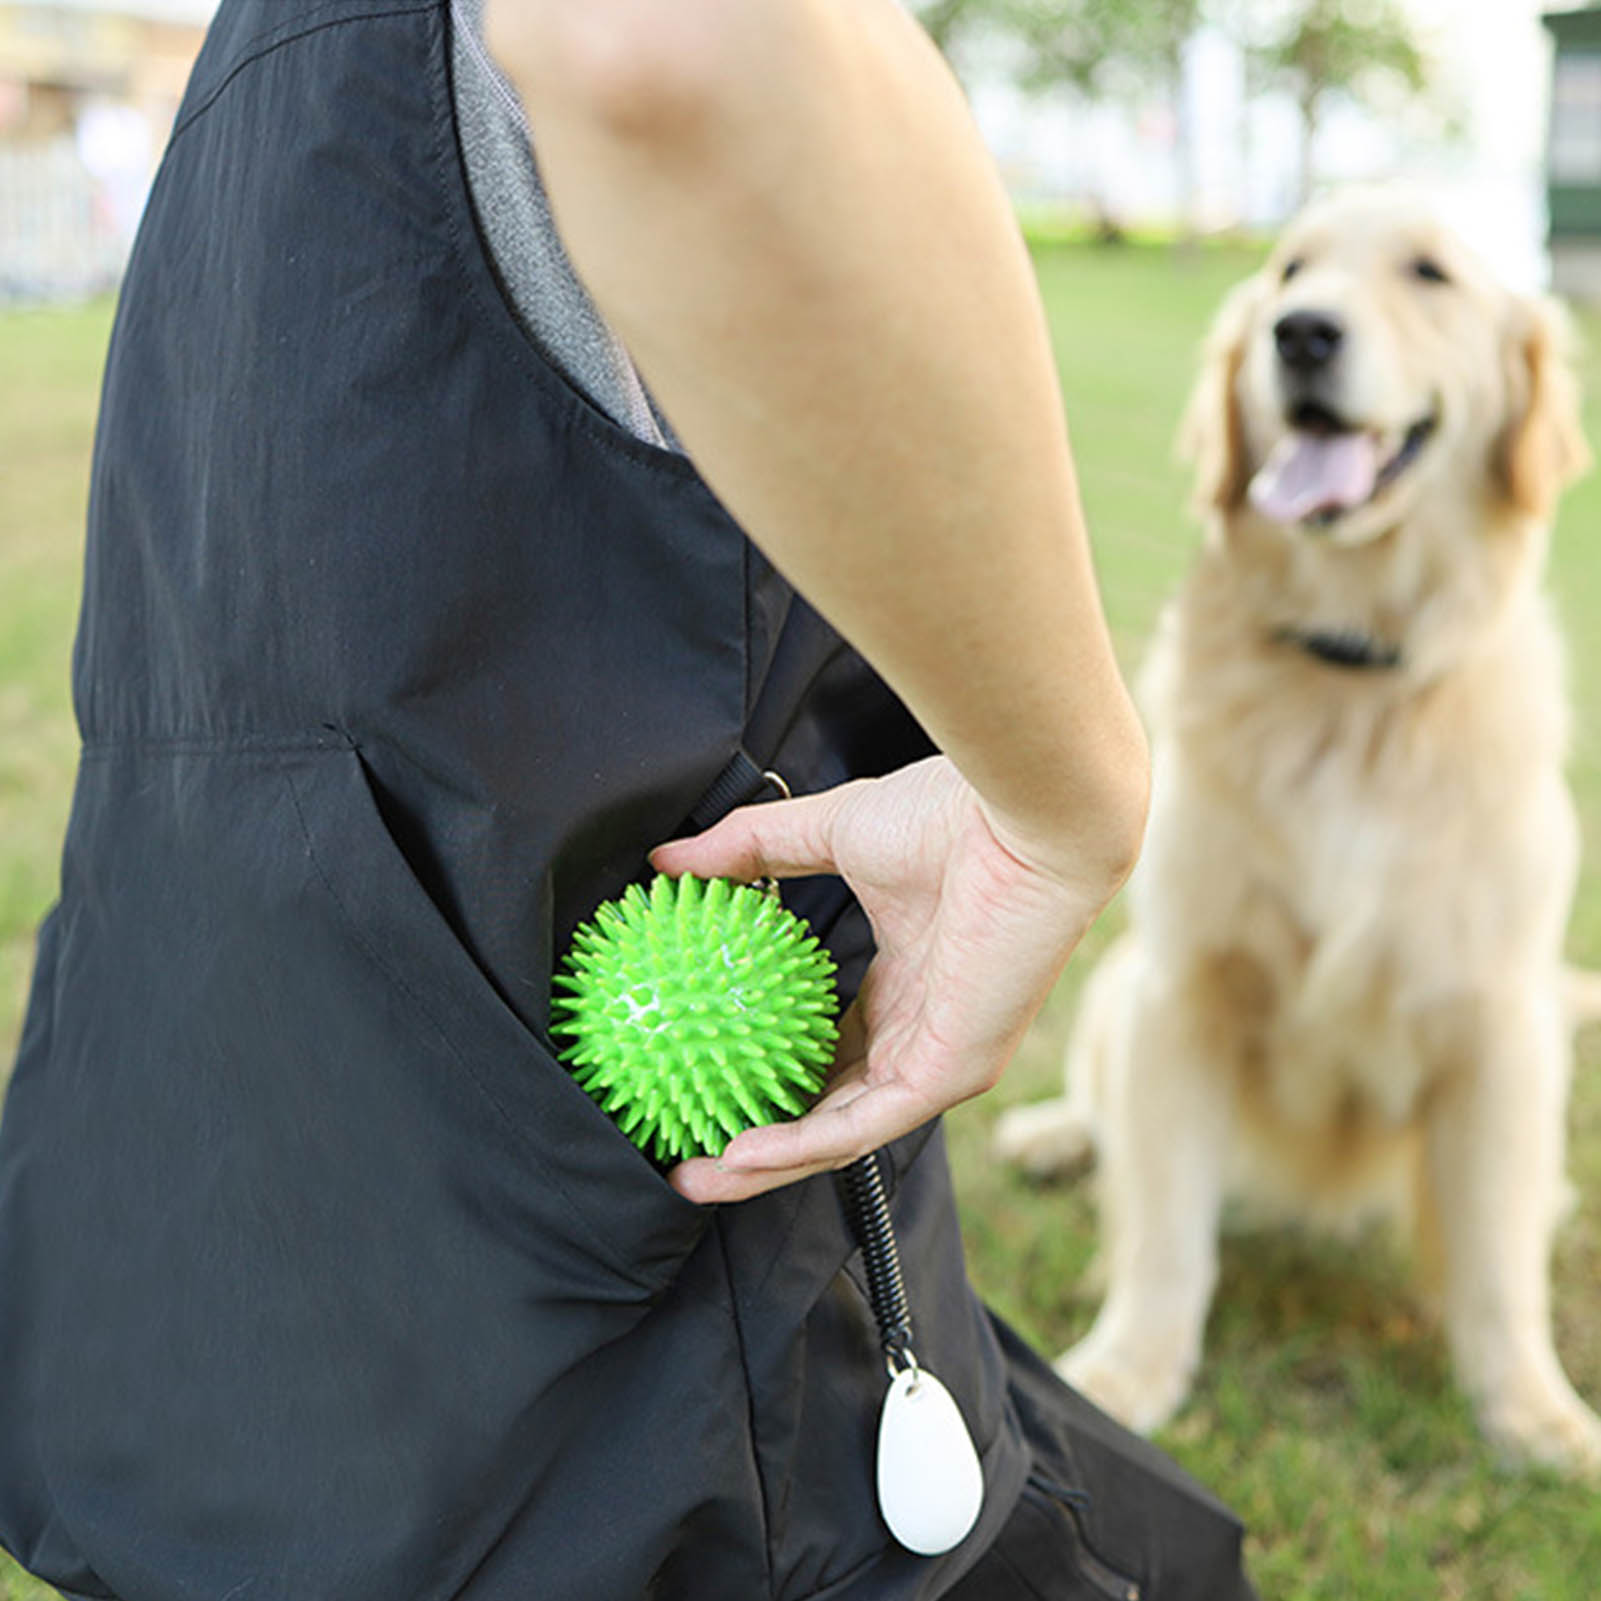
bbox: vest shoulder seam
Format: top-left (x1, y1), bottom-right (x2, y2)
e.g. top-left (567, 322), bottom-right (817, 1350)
top-left (169, 1), bottom-right (439, 147)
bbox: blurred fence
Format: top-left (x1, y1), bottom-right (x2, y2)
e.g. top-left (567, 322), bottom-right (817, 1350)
top-left (0, 139), bottom-right (128, 303)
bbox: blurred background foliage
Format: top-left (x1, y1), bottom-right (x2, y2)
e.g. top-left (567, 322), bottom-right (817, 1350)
top-left (914, 0), bottom-right (1432, 212)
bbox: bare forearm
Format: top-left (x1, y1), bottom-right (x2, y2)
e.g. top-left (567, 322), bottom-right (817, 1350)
top-left (487, 0), bottom-right (1147, 879)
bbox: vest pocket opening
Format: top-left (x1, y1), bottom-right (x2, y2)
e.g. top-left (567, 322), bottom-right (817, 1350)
top-left (286, 742), bottom-right (710, 1294)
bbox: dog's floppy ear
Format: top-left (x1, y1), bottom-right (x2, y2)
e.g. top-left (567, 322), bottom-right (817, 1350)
top-left (1178, 277), bottom-right (1261, 517)
top-left (1497, 294), bottom-right (1590, 521)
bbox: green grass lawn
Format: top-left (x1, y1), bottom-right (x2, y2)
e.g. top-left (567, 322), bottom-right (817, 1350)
top-left (3, 245), bottom-right (1601, 1599)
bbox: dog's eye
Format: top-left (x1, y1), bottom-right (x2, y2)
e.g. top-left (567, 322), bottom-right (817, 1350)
top-left (1281, 257), bottom-right (1305, 284)
top-left (1410, 256), bottom-right (1450, 285)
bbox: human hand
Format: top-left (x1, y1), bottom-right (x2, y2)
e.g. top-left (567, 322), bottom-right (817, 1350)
top-left (650, 756), bottom-right (1134, 1203)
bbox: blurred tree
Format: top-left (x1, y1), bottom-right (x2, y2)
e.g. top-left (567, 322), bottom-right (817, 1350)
top-left (1017, 0), bottom-right (1205, 236)
top-left (909, 0), bottom-right (1205, 233)
top-left (908, 0), bottom-right (1434, 230)
top-left (1241, 0), bottom-right (1429, 206)
top-left (907, 0), bottom-right (1027, 65)
top-left (913, 0), bottom-right (987, 54)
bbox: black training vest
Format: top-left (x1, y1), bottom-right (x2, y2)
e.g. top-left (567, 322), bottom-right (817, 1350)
top-left (0, 5), bottom-right (1255, 1599)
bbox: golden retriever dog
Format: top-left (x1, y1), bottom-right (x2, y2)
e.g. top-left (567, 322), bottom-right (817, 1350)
top-left (995, 188), bottom-right (1601, 1474)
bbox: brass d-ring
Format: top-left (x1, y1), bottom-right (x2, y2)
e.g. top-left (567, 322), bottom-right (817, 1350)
top-left (754, 770), bottom-right (792, 898)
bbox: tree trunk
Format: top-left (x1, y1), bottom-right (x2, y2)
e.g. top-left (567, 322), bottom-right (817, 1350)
top-left (1172, 49), bottom-right (1201, 253)
top-left (1296, 86), bottom-right (1320, 211)
top-left (1174, 72), bottom-right (1194, 243)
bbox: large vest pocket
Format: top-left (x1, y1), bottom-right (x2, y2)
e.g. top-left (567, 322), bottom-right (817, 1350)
top-left (3, 742), bottom-right (719, 1601)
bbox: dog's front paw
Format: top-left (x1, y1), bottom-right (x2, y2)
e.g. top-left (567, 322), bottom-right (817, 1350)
top-left (1479, 1381), bottom-right (1601, 1479)
top-left (1055, 1331), bottom-right (1193, 1436)
top-left (992, 1099), bottom-right (1096, 1181)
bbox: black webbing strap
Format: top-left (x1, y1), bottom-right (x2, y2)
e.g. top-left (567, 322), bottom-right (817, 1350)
top-left (686, 748), bottom-right (777, 834)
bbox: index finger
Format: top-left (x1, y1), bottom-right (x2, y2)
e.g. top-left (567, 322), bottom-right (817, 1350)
top-left (649, 784), bottom-right (855, 883)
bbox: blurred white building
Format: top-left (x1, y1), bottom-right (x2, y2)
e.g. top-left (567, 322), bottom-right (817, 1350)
top-left (0, 0), bottom-right (213, 298)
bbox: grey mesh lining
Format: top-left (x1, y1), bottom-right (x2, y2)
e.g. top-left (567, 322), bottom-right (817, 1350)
top-left (450, 0), bottom-right (676, 450)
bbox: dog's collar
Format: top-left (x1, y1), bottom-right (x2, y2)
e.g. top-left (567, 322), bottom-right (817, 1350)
top-left (1276, 627), bottom-right (1403, 672)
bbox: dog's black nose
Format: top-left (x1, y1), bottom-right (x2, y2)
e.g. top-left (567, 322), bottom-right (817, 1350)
top-left (1274, 311), bottom-right (1344, 373)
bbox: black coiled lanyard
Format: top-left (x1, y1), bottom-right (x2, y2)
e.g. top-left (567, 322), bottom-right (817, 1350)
top-left (756, 775), bottom-right (983, 1557)
top-left (841, 1151), bottom-right (915, 1376)
top-left (839, 1137), bottom-right (984, 1558)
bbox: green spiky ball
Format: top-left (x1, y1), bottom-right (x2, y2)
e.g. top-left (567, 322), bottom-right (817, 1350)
top-left (551, 874), bottom-right (839, 1163)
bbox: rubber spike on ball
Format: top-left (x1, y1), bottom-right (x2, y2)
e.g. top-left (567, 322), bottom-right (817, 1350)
top-left (551, 874), bottom-right (840, 1163)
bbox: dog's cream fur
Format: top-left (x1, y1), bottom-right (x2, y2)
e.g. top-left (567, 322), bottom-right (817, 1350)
top-left (995, 191), bottom-right (1601, 1473)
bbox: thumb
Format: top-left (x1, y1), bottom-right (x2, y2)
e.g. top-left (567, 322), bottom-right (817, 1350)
top-left (650, 784), bottom-right (855, 883)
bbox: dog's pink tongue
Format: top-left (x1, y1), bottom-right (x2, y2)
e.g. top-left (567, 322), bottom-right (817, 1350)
top-left (1249, 431), bottom-right (1379, 524)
